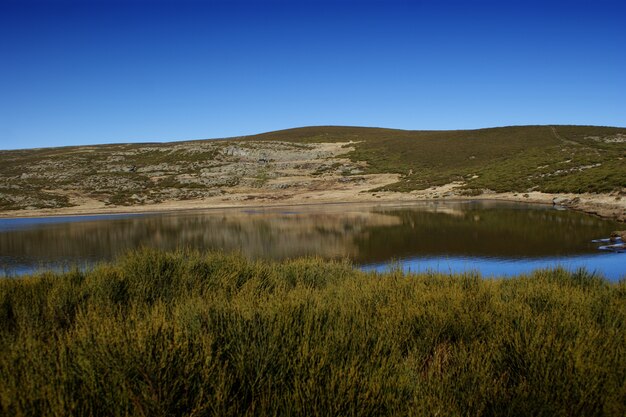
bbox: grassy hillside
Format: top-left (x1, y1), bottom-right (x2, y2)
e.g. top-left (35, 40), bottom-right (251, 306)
top-left (247, 125), bottom-right (626, 193)
top-left (0, 125), bottom-right (624, 211)
top-left (1, 249), bottom-right (625, 416)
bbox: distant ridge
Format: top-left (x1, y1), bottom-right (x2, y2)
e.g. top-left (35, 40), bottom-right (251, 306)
top-left (1, 125), bottom-right (624, 214)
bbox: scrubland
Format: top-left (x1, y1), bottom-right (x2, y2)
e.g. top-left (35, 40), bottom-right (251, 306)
top-left (1, 125), bottom-right (624, 218)
top-left (1, 249), bottom-right (625, 416)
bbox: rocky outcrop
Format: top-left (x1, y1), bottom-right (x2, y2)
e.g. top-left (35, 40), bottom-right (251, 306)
top-left (610, 230), bottom-right (626, 242)
top-left (552, 197), bottom-right (581, 207)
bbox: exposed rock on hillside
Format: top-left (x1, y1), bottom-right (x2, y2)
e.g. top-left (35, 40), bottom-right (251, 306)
top-left (0, 140), bottom-right (369, 211)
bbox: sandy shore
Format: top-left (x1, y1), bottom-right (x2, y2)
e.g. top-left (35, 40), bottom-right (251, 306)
top-left (1, 183), bottom-right (624, 222)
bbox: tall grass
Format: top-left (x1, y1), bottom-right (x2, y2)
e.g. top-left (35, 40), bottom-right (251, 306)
top-left (1, 249), bottom-right (625, 416)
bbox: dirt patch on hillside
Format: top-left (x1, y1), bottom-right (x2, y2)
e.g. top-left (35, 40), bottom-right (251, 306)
top-left (586, 134), bottom-right (626, 144)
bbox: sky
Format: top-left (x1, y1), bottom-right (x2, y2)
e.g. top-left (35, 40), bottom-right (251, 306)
top-left (1, 0), bottom-right (625, 150)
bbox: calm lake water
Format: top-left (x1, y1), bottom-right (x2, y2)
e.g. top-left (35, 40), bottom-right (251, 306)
top-left (0, 201), bottom-right (624, 280)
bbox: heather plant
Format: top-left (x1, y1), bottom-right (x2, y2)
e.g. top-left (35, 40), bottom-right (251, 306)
top-left (1, 249), bottom-right (624, 416)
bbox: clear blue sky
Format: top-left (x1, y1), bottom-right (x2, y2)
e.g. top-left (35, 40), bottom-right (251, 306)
top-left (1, 0), bottom-right (625, 150)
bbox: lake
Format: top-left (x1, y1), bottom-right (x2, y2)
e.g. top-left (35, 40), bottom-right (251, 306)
top-left (0, 201), bottom-right (624, 280)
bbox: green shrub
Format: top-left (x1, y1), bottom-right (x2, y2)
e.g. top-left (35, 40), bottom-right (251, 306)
top-left (0, 249), bottom-right (625, 416)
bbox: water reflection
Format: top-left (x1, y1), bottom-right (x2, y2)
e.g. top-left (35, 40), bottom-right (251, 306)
top-left (354, 202), bottom-right (617, 262)
top-left (0, 201), bottom-right (623, 280)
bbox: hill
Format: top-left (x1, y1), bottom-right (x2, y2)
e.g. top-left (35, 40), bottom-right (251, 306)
top-left (0, 125), bottom-right (624, 218)
top-left (246, 125), bottom-right (626, 193)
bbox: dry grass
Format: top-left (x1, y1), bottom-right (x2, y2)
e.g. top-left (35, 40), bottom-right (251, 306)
top-left (1, 249), bottom-right (625, 416)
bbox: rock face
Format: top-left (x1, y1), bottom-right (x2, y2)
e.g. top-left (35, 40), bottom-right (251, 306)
top-left (552, 197), bottom-right (581, 207)
top-left (552, 197), bottom-right (569, 206)
top-left (0, 140), bottom-right (365, 210)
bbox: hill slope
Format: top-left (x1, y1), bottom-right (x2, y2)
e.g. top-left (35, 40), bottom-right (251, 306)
top-left (246, 125), bottom-right (626, 193)
top-left (0, 125), bottom-right (624, 216)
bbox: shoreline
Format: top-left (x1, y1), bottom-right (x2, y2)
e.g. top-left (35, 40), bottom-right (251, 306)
top-left (1, 190), bottom-right (624, 222)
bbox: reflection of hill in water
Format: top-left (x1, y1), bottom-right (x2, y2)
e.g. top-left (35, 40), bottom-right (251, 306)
top-left (354, 202), bottom-right (620, 263)
top-left (0, 202), bottom-right (620, 271)
top-left (0, 209), bottom-right (401, 265)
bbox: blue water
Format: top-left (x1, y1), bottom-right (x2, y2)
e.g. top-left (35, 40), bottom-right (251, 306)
top-left (0, 201), bottom-right (624, 280)
top-left (364, 253), bottom-right (625, 280)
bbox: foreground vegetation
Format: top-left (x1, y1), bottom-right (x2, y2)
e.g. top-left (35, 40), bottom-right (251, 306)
top-left (1, 249), bottom-right (625, 416)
